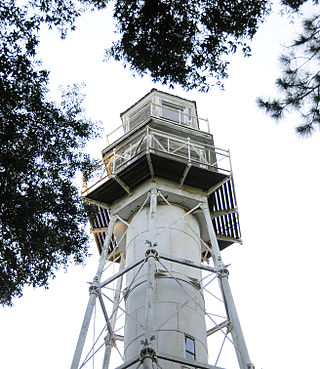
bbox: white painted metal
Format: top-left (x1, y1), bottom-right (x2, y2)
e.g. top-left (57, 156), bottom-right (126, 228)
top-left (124, 199), bottom-right (208, 368)
top-left (201, 202), bottom-right (254, 369)
top-left (71, 215), bottom-right (117, 369)
top-left (73, 90), bottom-right (253, 369)
top-left (72, 181), bottom-right (253, 369)
top-left (142, 188), bottom-right (157, 369)
top-left (84, 126), bottom-right (232, 194)
top-left (102, 255), bottom-right (126, 369)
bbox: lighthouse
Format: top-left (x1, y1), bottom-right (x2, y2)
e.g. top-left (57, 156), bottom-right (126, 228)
top-left (71, 89), bottom-right (254, 369)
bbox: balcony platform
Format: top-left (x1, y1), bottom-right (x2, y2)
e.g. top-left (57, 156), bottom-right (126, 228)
top-left (84, 150), bottom-right (227, 206)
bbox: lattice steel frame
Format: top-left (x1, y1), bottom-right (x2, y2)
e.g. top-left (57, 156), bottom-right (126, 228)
top-left (71, 184), bottom-right (254, 369)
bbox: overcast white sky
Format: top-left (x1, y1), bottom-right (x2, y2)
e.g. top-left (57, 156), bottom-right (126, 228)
top-left (1, 3), bottom-right (320, 369)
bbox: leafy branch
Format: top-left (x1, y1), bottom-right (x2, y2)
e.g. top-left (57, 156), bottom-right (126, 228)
top-left (258, 13), bottom-right (320, 135)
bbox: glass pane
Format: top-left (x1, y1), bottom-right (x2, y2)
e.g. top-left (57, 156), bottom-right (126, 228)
top-left (185, 337), bottom-right (195, 353)
top-left (162, 103), bottom-right (183, 123)
top-left (186, 351), bottom-right (195, 360)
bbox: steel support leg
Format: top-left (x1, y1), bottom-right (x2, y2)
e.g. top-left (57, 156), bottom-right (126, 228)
top-left (201, 202), bottom-right (254, 369)
top-left (142, 356), bottom-right (153, 369)
top-left (102, 254), bottom-right (126, 369)
top-left (71, 215), bottom-right (117, 369)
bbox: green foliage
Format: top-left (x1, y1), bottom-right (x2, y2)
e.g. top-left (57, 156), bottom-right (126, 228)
top-left (1, 0), bottom-right (319, 305)
top-left (104, 0), bottom-right (315, 91)
top-left (258, 11), bottom-right (320, 136)
top-left (0, 0), bottom-right (98, 306)
top-left (281, 0), bottom-right (310, 10)
top-left (107, 0), bottom-right (271, 91)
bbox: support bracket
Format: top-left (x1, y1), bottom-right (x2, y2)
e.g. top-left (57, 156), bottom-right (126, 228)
top-left (140, 347), bottom-right (157, 362)
top-left (206, 175), bottom-right (231, 196)
top-left (112, 174), bottom-right (132, 195)
top-left (207, 320), bottom-right (230, 336)
top-left (179, 163), bottom-right (191, 188)
top-left (146, 151), bottom-right (155, 179)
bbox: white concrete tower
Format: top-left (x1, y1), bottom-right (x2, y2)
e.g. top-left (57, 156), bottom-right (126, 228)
top-left (71, 90), bottom-right (254, 369)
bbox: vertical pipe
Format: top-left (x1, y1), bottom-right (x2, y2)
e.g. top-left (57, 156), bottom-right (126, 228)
top-left (144, 253), bottom-right (155, 347)
top-left (142, 188), bottom-right (157, 369)
top-left (71, 216), bottom-right (117, 369)
top-left (201, 202), bottom-right (253, 369)
top-left (142, 356), bottom-right (153, 369)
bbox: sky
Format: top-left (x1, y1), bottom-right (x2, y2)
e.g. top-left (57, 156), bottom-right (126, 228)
top-left (1, 3), bottom-right (320, 369)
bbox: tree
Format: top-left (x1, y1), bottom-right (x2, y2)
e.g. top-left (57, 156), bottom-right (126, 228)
top-left (105, 0), bottom-right (317, 91)
top-left (106, 0), bottom-right (270, 91)
top-left (0, 0), bottom-right (98, 306)
top-left (1, 0), bottom-right (317, 306)
top-left (258, 11), bottom-right (320, 135)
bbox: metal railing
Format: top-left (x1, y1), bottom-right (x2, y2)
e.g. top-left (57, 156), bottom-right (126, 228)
top-left (106, 102), bottom-right (210, 145)
top-left (84, 127), bottom-right (230, 192)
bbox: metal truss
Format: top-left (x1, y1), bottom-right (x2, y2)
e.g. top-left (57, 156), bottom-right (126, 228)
top-left (71, 188), bottom-right (254, 369)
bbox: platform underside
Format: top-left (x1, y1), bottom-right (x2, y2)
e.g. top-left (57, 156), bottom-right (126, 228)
top-left (85, 150), bottom-right (227, 205)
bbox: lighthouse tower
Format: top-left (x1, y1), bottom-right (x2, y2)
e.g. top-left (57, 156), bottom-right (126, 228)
top-left (71, 90), bottom-right (254, 369)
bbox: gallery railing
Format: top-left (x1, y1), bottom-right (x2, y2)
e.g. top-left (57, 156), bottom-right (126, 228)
top-left (84, 127), bottom-right (231, 193)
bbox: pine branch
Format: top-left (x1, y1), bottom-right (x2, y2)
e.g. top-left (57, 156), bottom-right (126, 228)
top-left (258, 10), bottom-right (320, 136)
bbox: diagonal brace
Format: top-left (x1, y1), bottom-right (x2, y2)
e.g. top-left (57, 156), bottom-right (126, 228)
top-left (100, 258), bottom-right (145, 288)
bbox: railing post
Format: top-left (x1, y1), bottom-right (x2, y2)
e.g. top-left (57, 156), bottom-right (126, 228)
top-left (149, 101), bottom-right (153, 118)
top-left (146, 127), bottom-right (150, 151)
top-left (112, 149), bottom-right (116, 173)
top-left (228, 149), bottom-right (233, 175)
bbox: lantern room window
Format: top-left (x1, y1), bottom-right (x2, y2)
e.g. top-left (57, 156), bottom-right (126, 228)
top-left (162, 102), bottom-right (185, 124)
top-left (185, 335), bottom-right (196, 361)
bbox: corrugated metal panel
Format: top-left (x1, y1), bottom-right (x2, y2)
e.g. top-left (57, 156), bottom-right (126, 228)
top-left (209, 177), bottom-right (241, 250)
